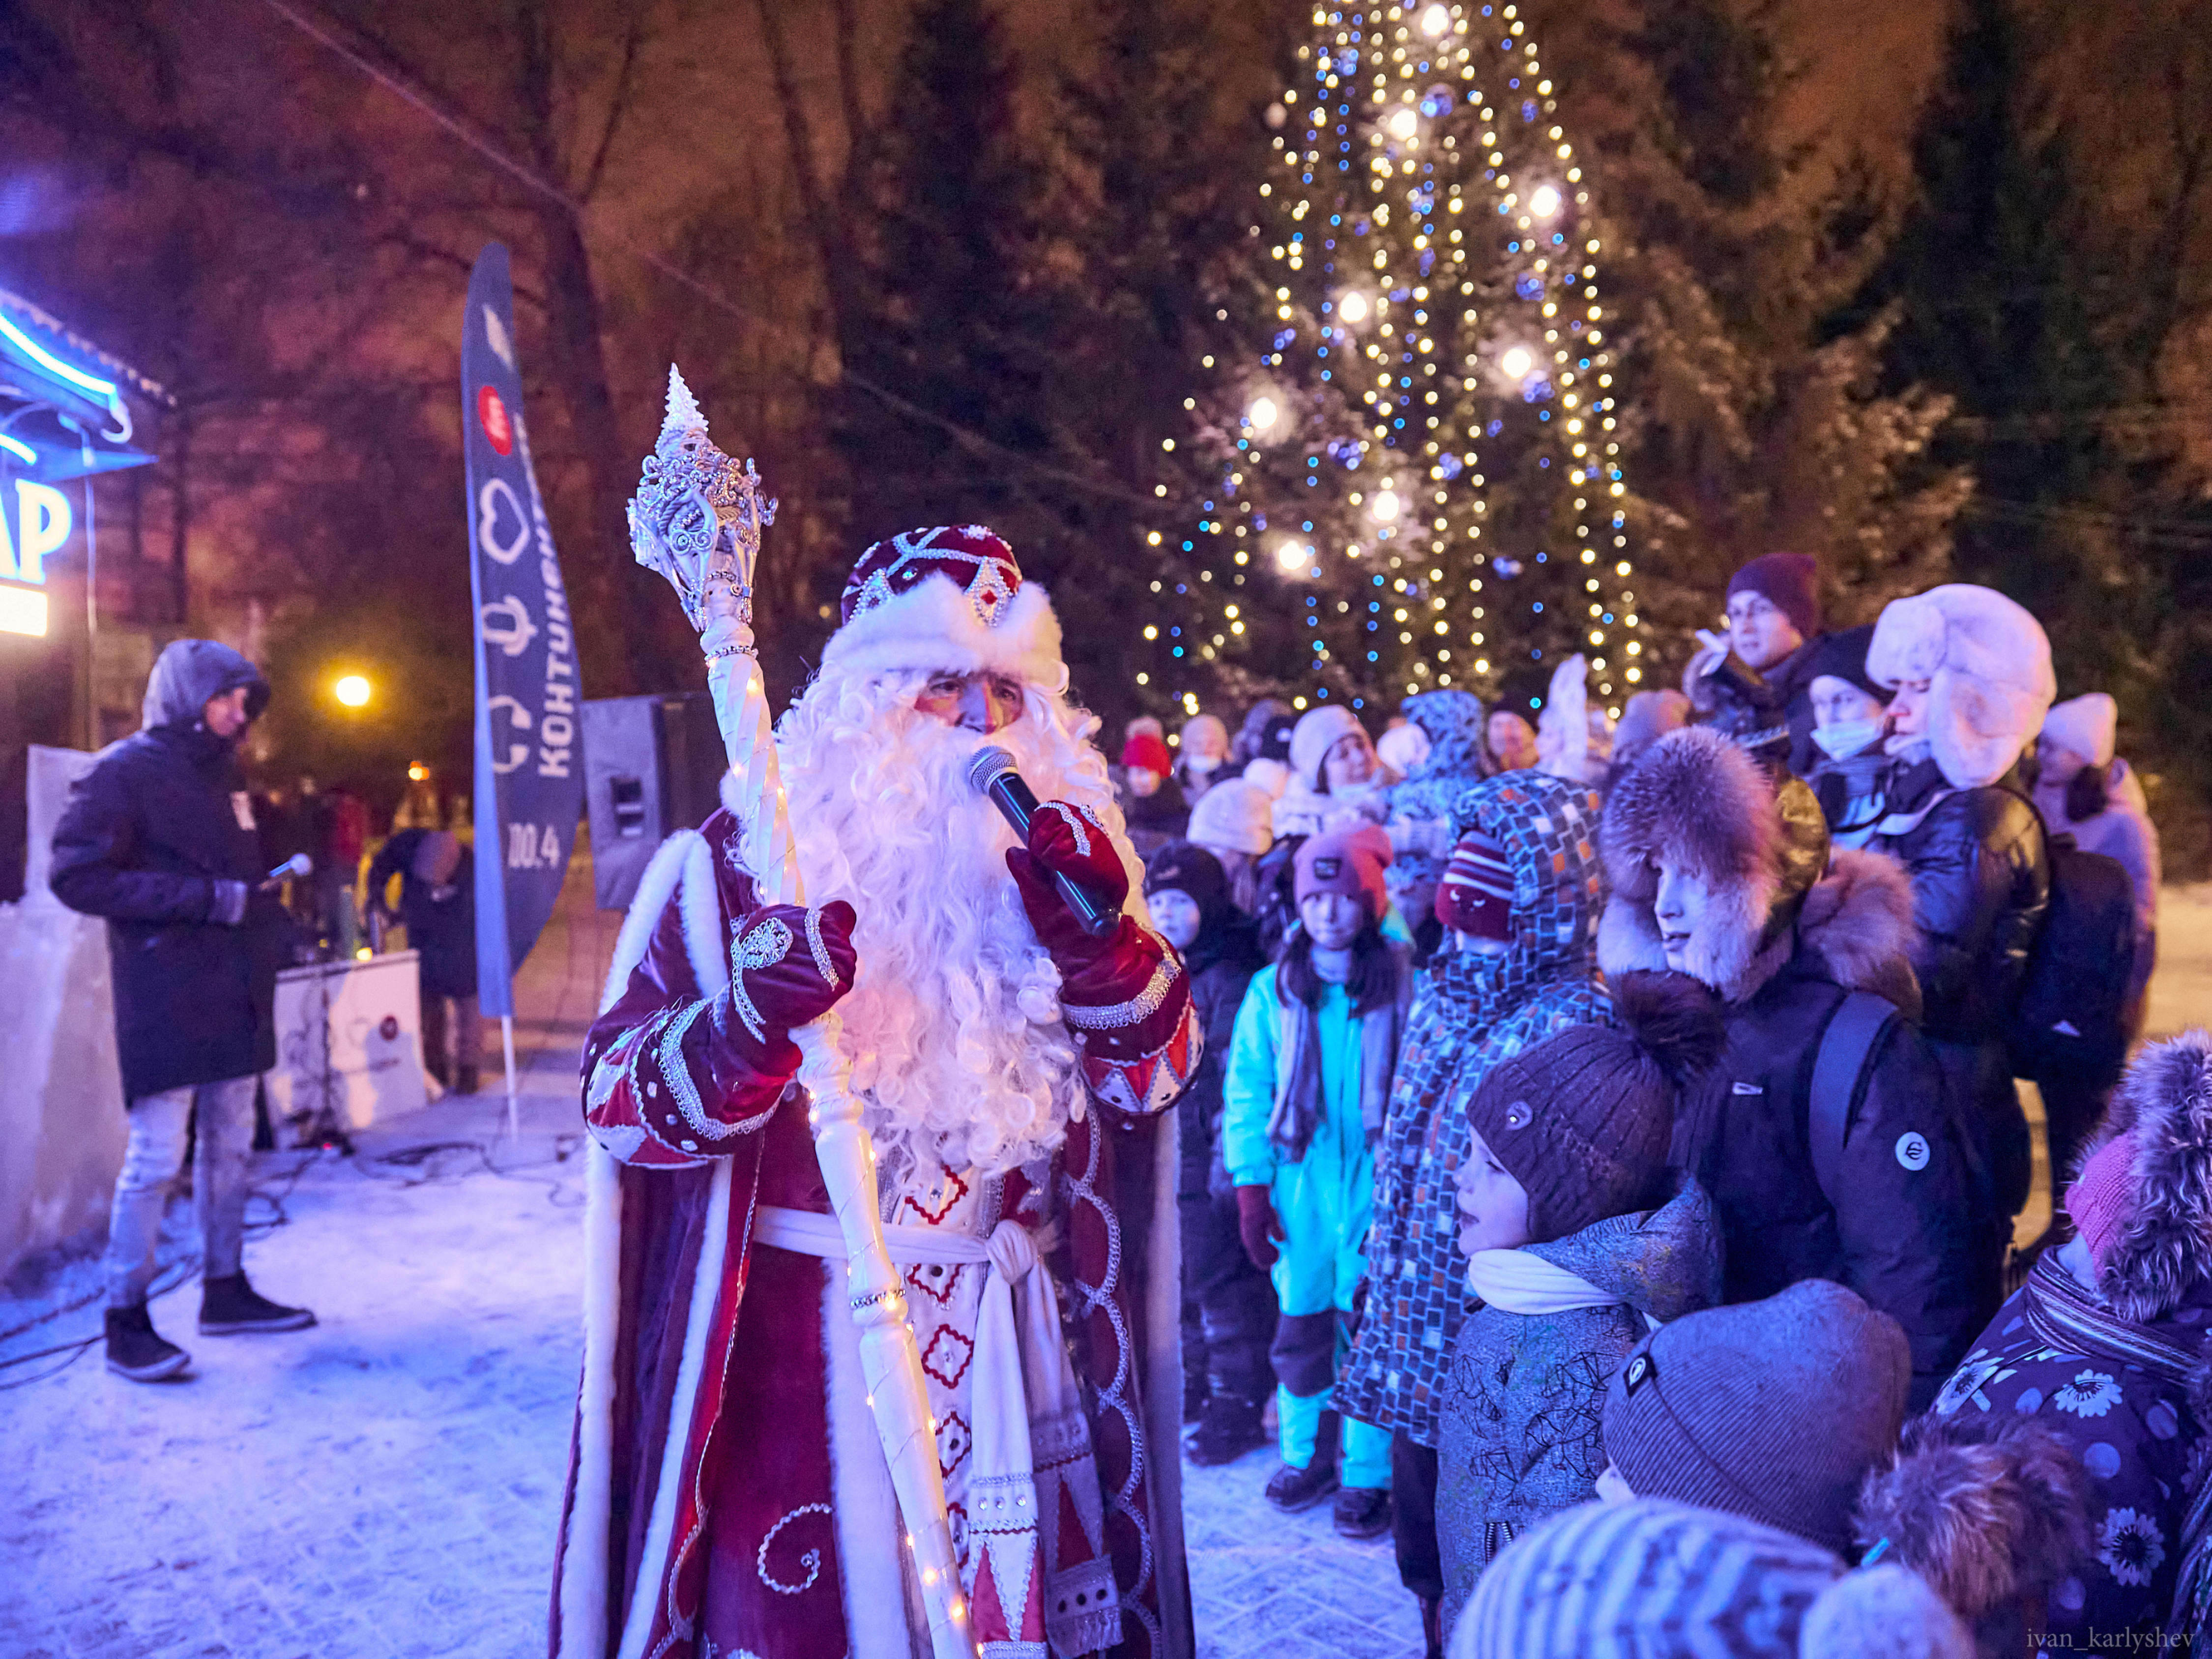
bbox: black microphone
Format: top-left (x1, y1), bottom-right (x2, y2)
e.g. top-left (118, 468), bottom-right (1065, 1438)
top-left (965, 746), bottom-right (1121, 938)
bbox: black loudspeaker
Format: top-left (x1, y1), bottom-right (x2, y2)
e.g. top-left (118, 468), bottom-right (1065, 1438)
top-left (581, 694), bottom-right (728, 911)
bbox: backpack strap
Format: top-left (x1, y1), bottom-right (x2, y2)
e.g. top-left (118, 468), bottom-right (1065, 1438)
top-left (1808, 990), bottom-right (1899, 1205)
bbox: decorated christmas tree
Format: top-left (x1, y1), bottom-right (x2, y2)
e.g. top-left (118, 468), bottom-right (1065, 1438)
top-left (1134, 0), bottom-right (1650, 727)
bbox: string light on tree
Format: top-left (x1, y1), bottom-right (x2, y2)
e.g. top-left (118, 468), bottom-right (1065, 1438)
top-left (1135, 1), bottom-right (1647, 720)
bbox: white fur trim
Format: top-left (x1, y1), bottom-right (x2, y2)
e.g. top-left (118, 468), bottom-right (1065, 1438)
top-left (1143, 1096), bottom-right (1193, 1655)
top-left (823, 1260), bottom-right (911, 1659)
top-left (556, 1142), bottom-right (627, 1658)
top-left (819, 574), bottom-right (1068, 693)
top-left (601, 831), bottom-right (703, 1016)
top-left (1868, 584), bottom-right (2055, 789)
top-left (616, 1155), bottom-right (733, 1659)
top-left (677, 834), bottom-right (729, 998)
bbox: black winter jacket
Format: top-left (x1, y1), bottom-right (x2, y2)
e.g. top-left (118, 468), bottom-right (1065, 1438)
top-left (51, 641), bottom-right (283, 1100)
top-left (1177, 914), bottom-right (1265, 1185)
top-left (1669, 859), bottom-right (2000, 1405)
top-left (365, 829), bottom-right (478, 999)
top-left (1870, 760), bottom-right (2049, 1047)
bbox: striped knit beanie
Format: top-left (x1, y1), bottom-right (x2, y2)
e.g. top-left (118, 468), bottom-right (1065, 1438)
top-left (1452, 1499), bottom-right (1969, 1659)
top-left (1601, 1281), bottom-right (1911, 1557)
top-left (1435, 826), bottom-right (1513, 940)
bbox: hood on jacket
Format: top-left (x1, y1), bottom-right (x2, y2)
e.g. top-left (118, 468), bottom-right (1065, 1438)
top-left (1596, 727), bottom-right (1832, 1001)
top-left (1438, 770), bottom-right (1606, 1009)
top-left (1398, 690), bottom-right (1484, 785)
top-left (2075, 1029), bottom-right (2212, 1323)
top-left (1854, 1411), bottom-right (2091, 1638)
top-left (141, 639), bottom-right (269, 732)
top-left (1528, 1175), bottom-right (1723, 1322)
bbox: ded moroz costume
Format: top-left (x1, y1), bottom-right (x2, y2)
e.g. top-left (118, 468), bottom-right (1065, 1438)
top-left (550, 378), bottom-right (1199, 1659)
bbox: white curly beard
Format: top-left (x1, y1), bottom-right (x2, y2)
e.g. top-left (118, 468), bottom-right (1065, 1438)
top-left (774, 664), bottom-right (1137, 1182)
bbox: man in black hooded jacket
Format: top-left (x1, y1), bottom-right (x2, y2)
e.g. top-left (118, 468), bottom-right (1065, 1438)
top-left (53, 639), bottom-right (315, 1382)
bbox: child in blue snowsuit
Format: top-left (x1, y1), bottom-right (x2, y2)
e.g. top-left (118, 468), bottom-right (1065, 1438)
top-left (1222, 823), bottom-right (1412, 1539)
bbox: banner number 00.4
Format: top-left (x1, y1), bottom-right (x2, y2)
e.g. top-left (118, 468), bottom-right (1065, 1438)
top-left (506, 821), bottom-right (561, 871)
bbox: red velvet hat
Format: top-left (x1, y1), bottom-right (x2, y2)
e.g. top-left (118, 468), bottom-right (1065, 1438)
top-left (823, 524), bottom-right (1067, 690)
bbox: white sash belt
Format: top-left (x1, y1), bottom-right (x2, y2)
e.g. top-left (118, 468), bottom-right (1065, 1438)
top-left (756, 1205), bottom-right (1115, 1657)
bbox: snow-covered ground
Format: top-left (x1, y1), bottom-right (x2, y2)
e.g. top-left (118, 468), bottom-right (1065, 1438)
top-left (8, 863), bottom-right (2205, 1659)
top-left (0, 859), bottom-right (1419, 1659)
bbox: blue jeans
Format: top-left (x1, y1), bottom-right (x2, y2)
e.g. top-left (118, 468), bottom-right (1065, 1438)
top-left (104, 1076), bottom-right (256, 1307)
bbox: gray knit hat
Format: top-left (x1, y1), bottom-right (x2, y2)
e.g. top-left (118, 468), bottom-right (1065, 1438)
top-left (1451, 1497), bottom-right (1970, 1659)
top-left (1601, 1280), bottom-right (1912, 1556)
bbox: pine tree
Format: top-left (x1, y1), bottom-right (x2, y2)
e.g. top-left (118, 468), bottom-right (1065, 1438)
top-left (1546, 0), bottom-right (1971, 665)
top-left (1132, 0), bottom-right (1649, 728)
top-left (1868, 0), bottom-right (2212, 862)
top-left (833, 0), bottom-right (1062, 553)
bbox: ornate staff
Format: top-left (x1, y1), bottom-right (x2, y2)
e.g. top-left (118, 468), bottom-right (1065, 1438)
top-left (628, 368), bottom-right (972, 1659)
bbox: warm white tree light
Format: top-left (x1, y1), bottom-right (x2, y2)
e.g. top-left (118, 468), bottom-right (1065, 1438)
top-left (1247, 395), bottom-right (1281, 431)
top-left (1276, 539), bottom-right (1312, 573)
top-left (1420, 3), bottom-right (1451, 36)
top-left (1369, 489), bottom-right (1401, 524)
top-left (1387, 108), bottom-right (1420, 141)
top-left (1529, 184), bottom-right (1562, 218)
top-left (1500, 346), bottom-right (1534, 381)
top-left (1337, 290), bottom-right (1371, 324)
top-left (334, 674), bottom-right (372, 708)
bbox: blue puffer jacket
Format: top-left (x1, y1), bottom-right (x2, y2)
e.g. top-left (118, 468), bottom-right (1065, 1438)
top-left (1338, 770), bottom-right (1613, 1447)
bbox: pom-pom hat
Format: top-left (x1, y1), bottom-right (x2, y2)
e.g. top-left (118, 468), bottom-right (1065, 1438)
top-left (820, 524), bottom-right (1067, 690)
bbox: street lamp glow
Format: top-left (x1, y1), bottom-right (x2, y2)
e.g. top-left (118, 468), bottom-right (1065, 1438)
top-left (1388, 107), bottom-right (1419, 141)
top-left (334, 674), bottom-right (372, 708)
top-left (1500, 346), bottom-right (1534, 381)
top-left (1421, 3), bottom-right (1451, 35)
top-left (1337, 290), bottom-right (1371, 324)
top-left (1247, 395), bottom-right (1280, 432)
top-left (1370, 490), bottom-right (1401, 524)
top-left (1529, 185), bottom-right (1562, 219)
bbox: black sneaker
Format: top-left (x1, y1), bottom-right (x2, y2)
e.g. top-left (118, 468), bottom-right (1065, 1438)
top-left (1332, 1484), bottom-right (1391, 1540)
top-left (105, 1305), bottom-right (191, 1382)
top-left (199, 1274), bottom-right (317, 1335)
top-left (1185, 1395), bottom-right (1269, 1467)
top-left (1264, 1458), bottom-right (1340, 1513)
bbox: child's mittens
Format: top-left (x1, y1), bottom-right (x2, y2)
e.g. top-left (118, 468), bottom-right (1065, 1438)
top-left (1236, 1185), bottom-right (1284, 1270)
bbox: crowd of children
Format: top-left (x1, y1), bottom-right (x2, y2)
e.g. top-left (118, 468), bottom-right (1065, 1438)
top-left (1134, 554), bottom-right (2201, 1656)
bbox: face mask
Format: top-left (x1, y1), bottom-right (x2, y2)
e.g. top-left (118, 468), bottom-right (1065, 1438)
top-left (1811, 718), bottom-right (1885, 761)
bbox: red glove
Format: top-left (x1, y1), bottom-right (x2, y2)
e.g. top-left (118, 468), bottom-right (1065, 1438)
top-left (723, 901), bottom-right (858, 1071)
top-left (1005, 801), bottom-right (1133, 966)
top-left (1236, 1185), bottom-right (1284, 1270)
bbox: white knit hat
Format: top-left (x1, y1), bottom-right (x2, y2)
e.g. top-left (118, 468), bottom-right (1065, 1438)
top-left (1867, 584), bottom-right (2055, 789)
top-left (818, 524), bottom-right (1067, 691)
top-left (1187, 777), bottom-right (1275, 857)
top-left (1290, 704), bottom-right (1367, 787)
top-left (2040, 692), bottom-right (2118, 769)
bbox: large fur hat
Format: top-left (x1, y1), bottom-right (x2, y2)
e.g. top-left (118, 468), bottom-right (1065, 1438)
top-left (1866, 584), bottom-right (2055, 790)
top-left (818, 524), bottom-right (1067, 691)
top-left (2070, 1030), bottom-right (2212, 1322)
top-left (1597, 726), bottom-right (1830, 1000)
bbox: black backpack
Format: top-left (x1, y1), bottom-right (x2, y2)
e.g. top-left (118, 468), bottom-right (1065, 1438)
top-left (2001, 801), bottom-right (2137, 1085)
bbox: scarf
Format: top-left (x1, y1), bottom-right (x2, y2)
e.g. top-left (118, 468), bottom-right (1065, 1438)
top-left (1266, 943), bottom-right (1411, 1162)
top-left (1464, 1248), bottom-right (1663, 1331)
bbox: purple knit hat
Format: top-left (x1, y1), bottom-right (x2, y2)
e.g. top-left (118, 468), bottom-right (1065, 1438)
top-left (1727, 552), bottom-right (1822, 641)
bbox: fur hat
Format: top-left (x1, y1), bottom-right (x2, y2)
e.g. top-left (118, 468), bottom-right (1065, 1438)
top-left (1453, 1498), bottom-right (1970, 1659)
top-left (1867, 584), bottom-right (2055, 790)
top-left (1596, 727), bottom-right (1782, 1000)
top-left (1291, 704), bottom-right (1368, 788)
top-left (819, 525), bottom-right (1067, 691)
top-left (2041, 692), bottom-right (2118, 770)
top-left (1186, 777), bottom-right (1274, 857)
top-left (1854, 1412), bottom-right (2091, 1640)
top-left (1729, 552), bottom-right (1824, 642)
top-left (2068, 1030), bottom-right (2212, 1322)
top-left (1603, 1280), bottom-right (1913, 1556)
top-left (1465, 972), bottom-right (1726, 1240)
